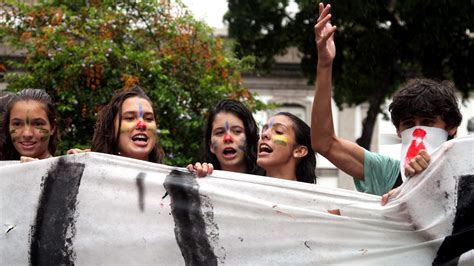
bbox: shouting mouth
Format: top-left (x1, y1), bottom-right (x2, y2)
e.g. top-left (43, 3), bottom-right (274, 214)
top-left (222, 147), bottom-right (237, 159)
top-left (132, 133), bottom-right (149, 147)
top-left (258, 143), bottom-right (273, 156)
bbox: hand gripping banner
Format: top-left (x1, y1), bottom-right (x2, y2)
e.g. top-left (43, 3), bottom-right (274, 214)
top-left (1, 136), bottom-right (473, 265)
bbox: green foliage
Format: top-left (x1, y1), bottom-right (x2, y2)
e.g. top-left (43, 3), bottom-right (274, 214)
top-left (225, 0), bottom-right (292, 70)
top-left (226, 0), bottom-right (473, 149)
top-left (1, 0), bottom-right (266, 165)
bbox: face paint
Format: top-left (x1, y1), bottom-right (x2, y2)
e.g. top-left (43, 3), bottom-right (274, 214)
top-left (238, 137), bottom-right (247, 152)
top-left (138, 99), bottom-right (143, 119)
top-left (272, 135), bottom-right (288, 146)
top-left (120, 121), bottom-right (136, 134)
top-left (9, 101), bottom-right (53, 159)
top-left (135, 99), bottom-right (147, 130)
top-left (222, 120), bottom-right (233, 142)
top-left (223, 133), bottom-right (232, 142)
top-left (10, 129), bottom-right (18, 143)
top-left (136, 120), bottom-right (147, 130)
top-left (268, 118), bottom-right (274, 129)
top-left (37, 127), bottom-right (51, 141)
top-left (211, 140), bottom-right (218, 151)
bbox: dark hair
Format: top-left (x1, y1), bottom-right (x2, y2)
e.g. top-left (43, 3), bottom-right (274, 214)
top-left (91, 86), bottom-right (163, 163)
top-left (389, 78), bottom-right (462, 138)
top-left (276, 112), bottom-right (316, 184)
top-left (2, 89), bottom-right (58, 160)
top-left (0, 91), bottom-right (16, 159)
top-left (202, 99), bottom-right (263, 175)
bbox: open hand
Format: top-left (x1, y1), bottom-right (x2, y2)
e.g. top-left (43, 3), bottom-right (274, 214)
top-left (315, 3), bottom-right (336, 67)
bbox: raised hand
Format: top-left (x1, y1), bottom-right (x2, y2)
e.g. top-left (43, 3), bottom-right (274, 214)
top-left (315, 3), bottom-right (336, 68)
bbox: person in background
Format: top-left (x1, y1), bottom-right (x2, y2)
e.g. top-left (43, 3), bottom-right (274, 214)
top-left (312, 3), bottom-right (462, 203)
top-left (2, 89), bottom-right (58, 162)
top-left (187, 99), bottom-right (264, 176)
top-left (0, 91), bottom-right (15, 160)
top-left (91, 86), bottom-right (163, 163)
top-left (257, 112), bottom-right (316, 184)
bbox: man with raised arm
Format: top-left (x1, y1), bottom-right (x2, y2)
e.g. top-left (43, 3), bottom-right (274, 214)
top-left (311, 3), bottom-right (462, 202)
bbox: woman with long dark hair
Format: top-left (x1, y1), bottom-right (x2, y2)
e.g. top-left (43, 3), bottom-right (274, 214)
top-left (91, 86), bottom-right (163, 163)
top-left (188, 99), bottom-right (263, 176)
top-left (2, 89), bottom-right (58, 161)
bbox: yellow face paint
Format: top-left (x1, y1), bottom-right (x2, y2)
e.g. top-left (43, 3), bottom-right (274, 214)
top-left (272, 135), bottom-right (288, 146)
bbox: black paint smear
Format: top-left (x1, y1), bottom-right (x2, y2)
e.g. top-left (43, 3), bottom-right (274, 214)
top-left (164, 169), bottom-right (218, 266)
top-left (136, 172), bottom-right (146, 212)
top-left (433, 175), bottom-right (474, 265)
top-left (29, 157), bottom-right (85, 266)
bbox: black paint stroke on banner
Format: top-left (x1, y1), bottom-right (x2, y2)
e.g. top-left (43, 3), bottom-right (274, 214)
top-left (29, 157), bottom-right (85, 266)
top-left (433, 175), bottom-right (474, 265)
top-left (164, 170), bottom-right (218, 266)
top-left (136, 172), bottom-right (146, 212)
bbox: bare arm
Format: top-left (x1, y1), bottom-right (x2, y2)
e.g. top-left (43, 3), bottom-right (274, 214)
top-left (311, 3), bottom-right (365, 180)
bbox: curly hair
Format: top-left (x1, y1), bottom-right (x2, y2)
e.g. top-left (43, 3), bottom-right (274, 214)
top-left (275, 112), bottom-right (317, 184)
top-left (91, 86), bottom-right (163, 163)
top-left (202, 99), bottom-right (264, 175)
top-left (1, 89), bottom-right (58, 160)
top-left (389, 78), bottom-right (462, 138)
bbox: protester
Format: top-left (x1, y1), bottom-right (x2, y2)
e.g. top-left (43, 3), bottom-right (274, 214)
top-left (187, 99), bottom-right (264, 176)
top-left (257, 112), bottom-right (316, 183)
top-left (311, 3), bottom-right (462, 200)
top-left (91, 86), bottom-right (163, 163)
top-left (1, 89), bottom-right (58, 162)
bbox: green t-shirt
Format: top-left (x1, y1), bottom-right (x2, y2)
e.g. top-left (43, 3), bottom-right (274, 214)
top-left (354, 150), bottom-right (400, 196)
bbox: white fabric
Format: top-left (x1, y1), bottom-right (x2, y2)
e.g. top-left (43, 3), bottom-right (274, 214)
top-left (1, 136), bottom-right (473, 265)
top-left (400, 126), bottom-right (448, 181)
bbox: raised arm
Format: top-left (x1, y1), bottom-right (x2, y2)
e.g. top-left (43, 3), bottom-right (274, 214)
top-left (311, 3), bottom-right (365, 180)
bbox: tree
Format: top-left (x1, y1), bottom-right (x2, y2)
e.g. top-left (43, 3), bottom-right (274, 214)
top-left (226, 0), bottom-right (473, 150)
top-left (224, 0), bottom-right (292, 70)
top-left (0, 0), bottom-right (265, 165)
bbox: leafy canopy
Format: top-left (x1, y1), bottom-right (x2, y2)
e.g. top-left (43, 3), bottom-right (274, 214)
top-left (226, 0), bottom-right (473, 149)
top-left (1, 0), bottom-right (265, 165)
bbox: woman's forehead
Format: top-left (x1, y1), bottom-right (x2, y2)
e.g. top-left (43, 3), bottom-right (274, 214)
top-left (265, 115), bottom-right (292, 127)
top-left (11, 100), bottom-right (48, 118)
top-left (213, 112), bottom-right (244, 127)
top-left (121, 97), bottom-right (153, 113)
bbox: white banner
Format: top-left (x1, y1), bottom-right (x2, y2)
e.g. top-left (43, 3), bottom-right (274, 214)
top-left (1, 136), bottom-right (473, 265)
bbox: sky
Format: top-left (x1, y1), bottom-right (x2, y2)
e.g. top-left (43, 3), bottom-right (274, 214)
top-left (181, 0), bottom-right (228, 29)
top-left (180, 0), bottom-right (299, 29)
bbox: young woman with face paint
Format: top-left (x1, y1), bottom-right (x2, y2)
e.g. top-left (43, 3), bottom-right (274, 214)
top-left (91, 86), bottom-right (163, 163)
top-left (1, 89), bottom-right (58, 161)
top-left (187, 99), bottom-right (263, 176)
top-left (257, 112), bottom-right (316, 184)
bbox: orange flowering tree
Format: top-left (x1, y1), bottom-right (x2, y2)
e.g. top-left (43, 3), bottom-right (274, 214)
top-left (1, 1), bottom-right (264, 165)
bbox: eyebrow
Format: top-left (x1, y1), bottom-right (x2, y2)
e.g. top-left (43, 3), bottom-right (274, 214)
top-left (263, 122), bottom-right (289, 130)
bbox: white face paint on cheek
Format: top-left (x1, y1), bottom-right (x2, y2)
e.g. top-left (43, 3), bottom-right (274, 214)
top-left (238, 136), bottom-right (247, 152)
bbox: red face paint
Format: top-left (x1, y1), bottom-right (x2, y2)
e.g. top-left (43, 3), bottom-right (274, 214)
top-left (136, 120), bottom-right (147, 130)
top-left (223, 133), bottom-right (232, 142)
top-left (404, 128), bottom-right (426, 166)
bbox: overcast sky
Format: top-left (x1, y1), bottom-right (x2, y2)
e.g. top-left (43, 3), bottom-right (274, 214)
top-left (181, 0), bottom-right (228, 29)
